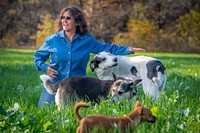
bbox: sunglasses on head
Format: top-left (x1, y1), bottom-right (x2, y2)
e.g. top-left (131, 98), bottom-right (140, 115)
top-left (61, 16), bottom-right (71, 21)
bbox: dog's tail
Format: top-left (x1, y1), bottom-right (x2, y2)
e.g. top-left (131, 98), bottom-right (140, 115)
top-left (74, 102), bottom-right (90, 122)
top-left (40, 74), bottom-right (58, 94)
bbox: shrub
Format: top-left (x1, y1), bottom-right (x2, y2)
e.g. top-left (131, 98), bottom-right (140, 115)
top-left (176, 5), bottom-right (200, 46)
top-left (35, 13), bottom-right (54, 48)
top-left (113, 3), bottom-right (200, 53)
top-left (113, 3), bottom-right (158, 50)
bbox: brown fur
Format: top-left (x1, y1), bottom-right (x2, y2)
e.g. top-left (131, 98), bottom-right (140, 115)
top-left (74, 100), bottom-right (157, 133)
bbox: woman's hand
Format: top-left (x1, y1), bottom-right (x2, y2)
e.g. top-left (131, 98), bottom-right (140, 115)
top-left (47, 64), bottom-right (58, 78)
top-left (130, 47), bottom-right (146, 53)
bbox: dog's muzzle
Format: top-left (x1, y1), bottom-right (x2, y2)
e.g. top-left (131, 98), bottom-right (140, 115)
top-left (113, 57), bottom-right (117, 62)
top-left (107, 57), bottom-right (118, 68)
top-left (108, 63), bottom-right (118, 68)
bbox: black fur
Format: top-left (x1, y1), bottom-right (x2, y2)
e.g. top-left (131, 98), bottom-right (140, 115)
top-left (130, 66), bottom-right (138, 77)
top-left (146, 60), bottom-right (166, 81)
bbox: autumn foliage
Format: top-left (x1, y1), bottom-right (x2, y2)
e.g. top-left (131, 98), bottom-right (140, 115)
top-left (0, 0), bottom-right (199, 53)
top-left (35, 13), bottom-right (54, 48)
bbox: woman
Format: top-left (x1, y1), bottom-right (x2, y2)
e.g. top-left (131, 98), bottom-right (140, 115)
top-left (34, 5), bottom-right (145, 108)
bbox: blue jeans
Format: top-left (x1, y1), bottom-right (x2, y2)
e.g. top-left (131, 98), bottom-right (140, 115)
top-left (38, 86), bottom-right (55, 108)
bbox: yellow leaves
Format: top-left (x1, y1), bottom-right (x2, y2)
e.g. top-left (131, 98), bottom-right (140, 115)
top-left (113, 33), bottom-right (132, 46)
top-left (35, 13), bottom-right (54, 48)
top-left (176, 5), bottom-right (200, 45)
top-left (113, 2), bottom-right (158, 48)
top-left (150, 107), bottom-right (158, 118)
top-left (113, 19), bottom-right (157, 48)
top-left (128, 19), bottom-right (157, 38)
top-left (8, 9), bottom-right (16, 15)
top-left (43, 121), bottom-right (52, 131)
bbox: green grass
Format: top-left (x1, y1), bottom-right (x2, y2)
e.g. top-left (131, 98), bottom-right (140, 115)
top-left (0, 49), bottom-right (199, 132)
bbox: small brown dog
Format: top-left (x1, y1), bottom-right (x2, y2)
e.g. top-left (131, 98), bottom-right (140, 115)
top-left (74, 100), bottom-right (157, 133)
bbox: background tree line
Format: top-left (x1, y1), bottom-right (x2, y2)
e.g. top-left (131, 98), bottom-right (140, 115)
top-left (0, 0), bottom-right (200, 53)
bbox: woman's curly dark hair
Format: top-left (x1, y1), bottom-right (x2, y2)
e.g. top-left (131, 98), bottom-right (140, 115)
top-left (54, 5), bottom-right (89, 35)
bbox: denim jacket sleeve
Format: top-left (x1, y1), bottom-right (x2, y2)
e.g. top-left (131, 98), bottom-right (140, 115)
top-left (88, 35), bottom-right (132, 55)
top-left (33, 37), bottom-right (51, 73)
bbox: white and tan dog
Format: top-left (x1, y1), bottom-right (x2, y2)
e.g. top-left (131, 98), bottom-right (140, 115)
top-left (90, 51), bottom-right (167, 99)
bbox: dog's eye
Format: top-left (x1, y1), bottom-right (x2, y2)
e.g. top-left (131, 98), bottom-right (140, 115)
top-left (102, 58), bottom-right (106, 61)
top-left (129, 81), bottom-right (133, 85)
top-left (129, 83), bottom-right (133, 87)
top-left (118, 91), bottom-right (123, 95)
top-left (116, 82), bottom-right (121, 86)
top-left (133, 92), bottom-right (136, 96)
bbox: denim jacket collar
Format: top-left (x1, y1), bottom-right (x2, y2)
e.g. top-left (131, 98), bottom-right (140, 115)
top-left (58, 29), bottom-right (85, 40)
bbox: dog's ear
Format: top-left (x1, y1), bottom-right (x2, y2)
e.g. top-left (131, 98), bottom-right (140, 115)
top-left (135, 100), bottom-right (143, 114)
top-left (133, 79), bottom-right (142, 86)
top-left (112, 72), bottom-right (117, 81)
top-left (90, 61), bottom-right (96, 72)
top-left (135, 100), bottom-right (142, 108)
top-left (137, 106), bottom-right (143, 114)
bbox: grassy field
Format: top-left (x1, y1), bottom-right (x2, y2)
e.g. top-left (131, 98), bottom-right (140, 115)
top-left (0, 49), bottom-right (199, 133)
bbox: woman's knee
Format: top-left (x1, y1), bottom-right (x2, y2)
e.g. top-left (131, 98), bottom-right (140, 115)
top-left (38, 87), bottom-right (55, 108)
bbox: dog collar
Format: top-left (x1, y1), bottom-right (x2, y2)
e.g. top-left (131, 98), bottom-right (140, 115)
top-left (124, 115), bottom-right (139, 127)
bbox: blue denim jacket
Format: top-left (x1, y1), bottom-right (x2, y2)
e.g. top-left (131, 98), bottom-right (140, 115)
top-left (34, 30), bottom-right (131, 83)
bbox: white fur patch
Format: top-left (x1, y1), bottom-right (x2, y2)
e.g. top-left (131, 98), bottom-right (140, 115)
top-left (40, 74), bottom-right (52, 83)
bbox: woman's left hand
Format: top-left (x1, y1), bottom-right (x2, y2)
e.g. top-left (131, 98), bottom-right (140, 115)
top-left (130, 47), bottom-right (146, 53)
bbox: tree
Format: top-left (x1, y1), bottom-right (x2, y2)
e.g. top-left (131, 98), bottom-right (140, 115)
top-left (113, 3), bottom-right (158, 50)
top-left (35, 13), bottom-right (54, 48)
top-left (176, 5), bottom-right (200, 48)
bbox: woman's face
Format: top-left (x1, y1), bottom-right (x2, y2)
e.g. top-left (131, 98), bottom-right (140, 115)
top-left (61, 11), bottom-right (77, 33)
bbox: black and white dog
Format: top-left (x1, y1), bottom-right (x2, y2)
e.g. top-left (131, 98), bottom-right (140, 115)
top-left (90, 51), bottom-right (167, 99)
top-left (40, 73), bottom-right (141, 109)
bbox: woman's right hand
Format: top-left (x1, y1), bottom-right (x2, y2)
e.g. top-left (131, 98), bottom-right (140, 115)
top-left (47, 64), bottom-right (58, 78)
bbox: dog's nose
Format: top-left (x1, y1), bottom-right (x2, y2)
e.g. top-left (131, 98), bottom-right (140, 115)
top-left (133, 92), bottom-right (137, 96)
top-left (113, 58), bottom-right (117, 62)
top-left (149, 116), bottom-right (157, 123)
top-left (111, 97), bottom-right (118, 102)
top-left (118, 91), bottom-right (123, 95)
